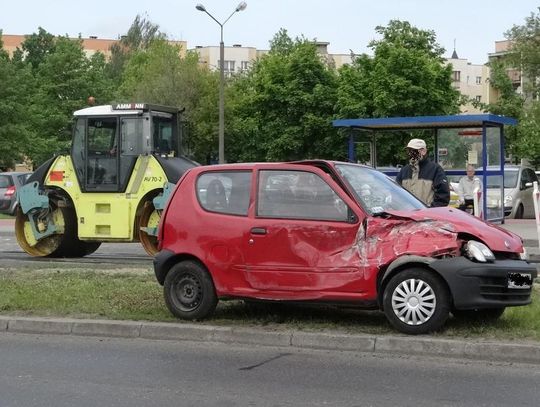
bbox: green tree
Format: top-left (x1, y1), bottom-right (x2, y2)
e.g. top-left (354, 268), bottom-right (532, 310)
top-left (29, 35), bottom-right (115, 165)
top-left (18, 27), bottom-right (55, 70)
top-left (117, 38), bottom-right (219, 162)
top-left (505, 7), bottom-right (540, 100)
top-left (497, 7), bottom-right (540, 165)
top-left (106, 14), bottom-right (165, 83)
top-left (486, 61), bottom-right (524, 161)
top-left (228, 29), bottom-right (341, 162)
top-left (0, 31), bottom-right (37, 169)
top-left (516, 101), bottom-right (540, 167)
top-left (336, 20), bottom-right (460, 165)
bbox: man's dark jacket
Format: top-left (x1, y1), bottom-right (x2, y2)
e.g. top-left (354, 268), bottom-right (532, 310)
top-left (396, 157), bottom-right (450, 207)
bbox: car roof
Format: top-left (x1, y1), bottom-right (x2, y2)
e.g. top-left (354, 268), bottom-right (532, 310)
top-left (186, 160), bottom-right (375, 174)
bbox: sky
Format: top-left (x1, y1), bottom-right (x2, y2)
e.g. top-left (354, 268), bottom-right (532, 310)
top-left (1, 0), bottom-right (538, 64)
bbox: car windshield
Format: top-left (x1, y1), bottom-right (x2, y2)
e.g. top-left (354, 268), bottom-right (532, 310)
top-left (486, 170), bottom-right (518, 189)
top-left (335, 163), bottom-right (425, 214)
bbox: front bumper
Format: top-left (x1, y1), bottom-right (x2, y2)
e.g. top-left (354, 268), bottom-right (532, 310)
top-left (431, 257), bottom-right (537, 310)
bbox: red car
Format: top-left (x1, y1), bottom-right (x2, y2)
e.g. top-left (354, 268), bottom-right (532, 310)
top-left (154, 161), bottom-right (537, 334)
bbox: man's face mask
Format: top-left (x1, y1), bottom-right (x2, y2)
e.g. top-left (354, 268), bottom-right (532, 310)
top-left (407, 148), bottom-right (421, 161)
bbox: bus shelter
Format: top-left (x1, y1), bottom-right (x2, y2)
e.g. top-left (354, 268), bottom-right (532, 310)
top-left (332, 114), bottom-right (518, 223)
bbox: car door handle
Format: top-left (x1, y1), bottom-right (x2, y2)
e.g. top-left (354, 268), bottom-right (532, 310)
top-left (250, 227), bottom-right (267, 235)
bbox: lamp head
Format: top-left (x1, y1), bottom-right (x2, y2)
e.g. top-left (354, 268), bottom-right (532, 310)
top-left (195, 4), bottom-right (206, 12)
top-left (236, 1), bottom-right (247, 12)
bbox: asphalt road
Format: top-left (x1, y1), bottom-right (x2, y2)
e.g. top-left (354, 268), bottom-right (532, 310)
top-left (0, 333), bottom-right (539, 407)
top-left (0, 224), bottom-right (151, 267)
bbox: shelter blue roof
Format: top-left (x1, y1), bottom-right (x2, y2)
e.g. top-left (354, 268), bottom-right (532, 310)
top-left (332, 114), bottom-right (517, 130)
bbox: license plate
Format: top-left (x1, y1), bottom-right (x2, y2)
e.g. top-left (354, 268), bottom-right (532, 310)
top-left (507, 272), bottom-right (532, 289)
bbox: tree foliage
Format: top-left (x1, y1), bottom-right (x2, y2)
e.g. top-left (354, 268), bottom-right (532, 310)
top-left (336, 20), bottom-right (460, 165)
top-left (106, 14), bottom-right (165, 84)
top-left (0, 31), bottom-right (36, 169)
top-left (497, 7), bottom-right (540, 163)
top-left (0, 29), bottom-right (115, 167)
top-left (505, 7), bottom-right (540, 100)
top-left (116, 39), bottom-right (219, 162)
top-left (228, 29), bottom-right (341, 162)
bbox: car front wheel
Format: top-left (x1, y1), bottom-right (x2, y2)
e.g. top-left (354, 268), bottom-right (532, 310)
top-left (164, 260), bottom-right (218, 320)
top-left (383, 268), bottom-right (450, 335)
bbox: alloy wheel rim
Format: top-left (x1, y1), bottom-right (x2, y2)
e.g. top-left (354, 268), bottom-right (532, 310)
top-left (391, 278), bottom-right (436, 325)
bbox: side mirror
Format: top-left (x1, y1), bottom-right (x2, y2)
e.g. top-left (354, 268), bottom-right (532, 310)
top-left (525, 182), bottom-right (533, 189)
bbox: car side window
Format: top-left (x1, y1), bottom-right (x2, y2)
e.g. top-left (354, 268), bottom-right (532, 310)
top-left (524, 169), bottom-right (536, 186)
top-left (197, 171), bottom-right (252, 216)
top-left (257, 170), bottom-right (349, 222)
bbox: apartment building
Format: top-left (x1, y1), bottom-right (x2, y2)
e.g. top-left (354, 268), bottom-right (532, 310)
top-left (446, 49), bottom-right (490, 113)
top-left (191, 44), bottom-right (264, 76)
top-left (190, 41), bottom-right (353, 76)
top-left (487, 40), bottom-right (528, 104)
top-left (1, 34), bottom-right (186, 59)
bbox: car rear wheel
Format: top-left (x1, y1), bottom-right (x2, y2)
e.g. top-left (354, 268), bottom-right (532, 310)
top-left (164, 261), bottom-right (218, 320)
top-left (452, 307), bottom-right (505, 322)
top-left (383, 268), bottom-right (450, 335)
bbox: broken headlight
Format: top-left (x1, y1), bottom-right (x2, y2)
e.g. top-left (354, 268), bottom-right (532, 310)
top-left (465, 240), bottom-right (495, 263)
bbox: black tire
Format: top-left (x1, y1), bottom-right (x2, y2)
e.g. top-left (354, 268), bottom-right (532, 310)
top-left (452, 307), bottom-right (505, 322)
top-left (163, 261), bottom-right (218, 320)
top-left (383, 268), bottom-right (450, 335)
top-left (64, 240), bottom-right (102, 257)
top-left (514, 204), bottom-right (524, 219)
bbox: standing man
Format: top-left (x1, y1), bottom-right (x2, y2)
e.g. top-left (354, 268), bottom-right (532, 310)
top-left (396, 138), bottom-right (450, 207)
top-left (457, 164), bottom-right (482, 211)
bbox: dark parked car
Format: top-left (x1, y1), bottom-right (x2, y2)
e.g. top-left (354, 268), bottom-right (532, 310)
top-left (154, 161), bottom-right (537, 335)
top-left (0, 172), bottom-right (32, 215)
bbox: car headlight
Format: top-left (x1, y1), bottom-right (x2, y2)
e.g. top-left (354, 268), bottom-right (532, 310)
top-left (465, 240), bottom-right (495, 262)
top-left (504, 195), bottom-right (513, 205)
top-left (520, 247), bottom-right (528, 260)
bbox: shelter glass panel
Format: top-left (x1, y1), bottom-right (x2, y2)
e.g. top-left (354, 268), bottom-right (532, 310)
top-left (436, 128), bottom-right (482, 170)
top-left (486, 127), bottom-right (502, 167)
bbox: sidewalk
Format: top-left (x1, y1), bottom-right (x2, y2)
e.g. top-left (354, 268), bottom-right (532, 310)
top-left (1, 315), bottom-right (539, 365)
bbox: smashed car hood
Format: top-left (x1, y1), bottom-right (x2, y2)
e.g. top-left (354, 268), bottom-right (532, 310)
top-left (376, 207), bottom-right (524, 253)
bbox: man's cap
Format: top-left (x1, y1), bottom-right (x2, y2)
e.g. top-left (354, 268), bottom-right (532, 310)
top-left (406, 138), bottom-right (427, 150)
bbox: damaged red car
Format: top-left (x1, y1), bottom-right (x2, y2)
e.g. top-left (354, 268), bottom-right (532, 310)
top-left (154, 161), bottom-right (537, 334)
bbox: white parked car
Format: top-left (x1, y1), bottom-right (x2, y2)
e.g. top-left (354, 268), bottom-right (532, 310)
top-left (487, 166), bottom-right (538, 219)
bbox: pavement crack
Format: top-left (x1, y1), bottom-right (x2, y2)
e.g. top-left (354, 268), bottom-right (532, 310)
top-left (239, 352), bottom-right (292, 371)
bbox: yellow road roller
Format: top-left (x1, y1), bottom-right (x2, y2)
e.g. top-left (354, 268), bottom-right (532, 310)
top-left (15, 103), bottom-right (197, 257)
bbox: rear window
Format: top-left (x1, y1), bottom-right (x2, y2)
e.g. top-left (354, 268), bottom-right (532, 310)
top-left (0, 175), bottom-right (13, 188)
top-left (196, 171), bottom-right (252, 216)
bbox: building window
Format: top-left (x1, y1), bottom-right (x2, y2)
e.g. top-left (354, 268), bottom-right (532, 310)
top-left (476, 76), bottom-right (482, 85)
top-left (240, 61), bottom-right (249, 71)
top-left (452, 71), bottom-right (461, 82)
top-left (217, 60), bottom-right (236, 77)
top-left (475, 95), bottom-right (482, 102)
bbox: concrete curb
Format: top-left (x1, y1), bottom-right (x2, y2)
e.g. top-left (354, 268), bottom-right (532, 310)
top-left (1, 316), bottom-right (539, 365)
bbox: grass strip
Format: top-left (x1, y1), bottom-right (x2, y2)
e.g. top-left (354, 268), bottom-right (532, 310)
top-left (0, 267), bottom-right (539, 342)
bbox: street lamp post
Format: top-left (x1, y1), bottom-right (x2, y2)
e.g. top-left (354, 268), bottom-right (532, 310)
top-left (196, 2), bottom-right (247, 164)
